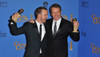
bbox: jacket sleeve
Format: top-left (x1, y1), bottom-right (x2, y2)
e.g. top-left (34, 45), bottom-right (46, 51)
top-left (8, 19), bottom-right (28, 35)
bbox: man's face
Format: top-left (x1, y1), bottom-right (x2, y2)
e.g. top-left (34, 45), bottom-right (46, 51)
top-left (40, 9), bottom-right (48, 23)
top-left (51, 7), bottom-right (61, 21)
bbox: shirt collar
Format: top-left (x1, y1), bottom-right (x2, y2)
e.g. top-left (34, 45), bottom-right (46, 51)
top-left (35, 20), bottom-right (43, 26)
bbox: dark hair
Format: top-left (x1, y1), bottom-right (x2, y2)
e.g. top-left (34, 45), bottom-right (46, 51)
top-left (34, 7), bottom-right (47, 19)
top-left (49, 3), bottom-right (62, 14)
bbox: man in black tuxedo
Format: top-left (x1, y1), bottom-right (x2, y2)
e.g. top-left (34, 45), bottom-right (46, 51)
top-left (8, 7), bottom-right (48, 57)
top-left (46, 4), bottom-right (80, 57)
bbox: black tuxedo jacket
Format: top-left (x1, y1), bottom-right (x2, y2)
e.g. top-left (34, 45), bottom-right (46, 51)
top-left (8, 20), bottom-right (48, 57)
top-left (46, 18), bottom-right (80, 57)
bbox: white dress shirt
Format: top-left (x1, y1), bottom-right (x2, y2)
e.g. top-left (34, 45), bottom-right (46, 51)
top-left (35, 20), bottom-right (46, 53)
top-left (52, 18), bottom-right (62, 34)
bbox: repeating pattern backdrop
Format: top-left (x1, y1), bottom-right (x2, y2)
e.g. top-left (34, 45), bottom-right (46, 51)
top-left (1, 0), bottom-right (99, 57)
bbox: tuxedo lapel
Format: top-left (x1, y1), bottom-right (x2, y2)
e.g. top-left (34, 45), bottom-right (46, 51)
top-left (55, 18), bottom-right (64, 37)
top-left (50, 18), bottom-right (64, 38)
top-left (32, 22), bottom-right (41, 39)
top-left (49, 19), bottom-right (54, 37)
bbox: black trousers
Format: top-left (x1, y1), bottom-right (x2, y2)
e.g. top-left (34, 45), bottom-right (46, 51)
top-left (39, 54), bottom-right (43, 57)
top-left (39, 53), bottom-right (47, 57)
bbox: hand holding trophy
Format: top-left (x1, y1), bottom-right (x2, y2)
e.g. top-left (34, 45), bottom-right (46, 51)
top-left (11, 9), bottom-right (24, 22)
top-left (72, 18), bottom-right (79, 32)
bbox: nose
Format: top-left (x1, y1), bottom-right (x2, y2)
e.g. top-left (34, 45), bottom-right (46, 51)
top-left (54, 13), bottom-right (58, 16)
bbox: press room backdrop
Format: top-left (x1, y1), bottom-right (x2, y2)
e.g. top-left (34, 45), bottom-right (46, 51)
top-left (78, 0), bottom-right (100, 57)
top-left (0, 0), bottom-right (99, 57)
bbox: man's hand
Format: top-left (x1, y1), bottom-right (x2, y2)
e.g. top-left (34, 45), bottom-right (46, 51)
top-left (73, 21), bottom-right (79, 32)
top-left (29, 19), bottom-right (34, 23)
top-left (12, 12), bottom-right (21, 22)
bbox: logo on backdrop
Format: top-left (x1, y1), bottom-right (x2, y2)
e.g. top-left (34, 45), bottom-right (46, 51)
top-left (14, 41), bottom-right (26, 50)
top-left (62, 13), bottom-right (74, 21)
top-left (70, 41), bottom-right (73, 50)
top-left (62, 15), bottom-right (68, 19)
top-left (17, 14), bottom-right (75, 22)
top-left (91, 43), bottom-right (100, 55)
top-left (81, 1), bottom-right (89, 7)
top-left (0, 1), bottom-right (7, 7)
top-left (16, 14), bottom-right (34, 22)
top-left (0, 30), bottom-right (6, 37)
top-left (13, 41), bottom-right (73, 51)
top-left (81, 30), bottom-right (87, 37)
top-left (17, 1), bottom-right (49, 22)
top-left (92, 14), bottom-right (100, 24)
top-left (43, 1), bottom-right (48, 8)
